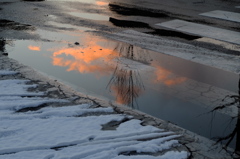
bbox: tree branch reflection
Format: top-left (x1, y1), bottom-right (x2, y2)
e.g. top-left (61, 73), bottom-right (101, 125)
top-left (107, 65), bottom-right (144, 108)
top-left (107, 44), bottom-right (147, 108)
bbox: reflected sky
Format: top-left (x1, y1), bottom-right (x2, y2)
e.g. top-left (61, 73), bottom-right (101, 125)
top-left (153, 64), bottom-right (187, 86)
top-left (28, 45), bottom-right (41, 51)
top-left (46, 0), bottom-right (109, 6)
top-left (67, 12), bottom-right (109, 21)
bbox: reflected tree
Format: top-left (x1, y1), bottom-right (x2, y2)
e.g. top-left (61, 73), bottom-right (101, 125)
top-left (107, 65), bottom-right (144, 108)
top-left (211, 75), bottom-right (240, 157)
top-left (107, 44), bottom-right (149, 108)
top-left (0, 38), bottom-right (6, 52)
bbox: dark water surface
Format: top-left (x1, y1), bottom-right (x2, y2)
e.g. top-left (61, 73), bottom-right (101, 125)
top-left (6, 29), bottom-right (239, 149)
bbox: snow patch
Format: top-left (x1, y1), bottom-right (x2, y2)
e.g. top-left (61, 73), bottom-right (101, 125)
top-left (0, 70), bottom-right (17, 75)
top-left (0, 79), bottom-right (44, 96)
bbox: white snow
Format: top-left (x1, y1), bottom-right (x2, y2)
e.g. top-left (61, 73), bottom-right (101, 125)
top-left (0, 79), bottom-right (44, 96)
top-left (0, 70), bottom-right (17, 75)
top-left (0, 96), bottom-right (68, 111)
top-left (0, 70), bottom-right (189, 159)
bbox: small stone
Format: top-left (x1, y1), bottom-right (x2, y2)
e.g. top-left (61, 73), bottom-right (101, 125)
top-left (74, 42), bottom-right (80, 45)
top-left (3, 53), bottom-right (8, 56)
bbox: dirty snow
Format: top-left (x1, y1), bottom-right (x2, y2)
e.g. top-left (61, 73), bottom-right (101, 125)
top-left (0, 70), bottom-right (189, 159)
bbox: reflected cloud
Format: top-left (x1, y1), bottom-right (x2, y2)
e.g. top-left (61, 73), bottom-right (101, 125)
top-left (50, 34), bottom-right (187, 107)
top-left (28, 45), bottom-right (41, 51)
top-left (51, 36), bottom-right (119, 76)
top-left (96, 1), bottom-right (108, 6)
top-left (154, 64), bottom-right (187, 86)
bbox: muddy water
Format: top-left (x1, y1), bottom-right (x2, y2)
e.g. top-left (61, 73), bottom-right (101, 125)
top-left (6, 29), bottom-right (239, 149)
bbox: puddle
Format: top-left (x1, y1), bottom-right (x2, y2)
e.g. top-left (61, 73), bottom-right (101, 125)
top-left (46, 0), bottom-right (109, 6)
top-left (46, 21), bottom-right (93, 31)
top-left (5, 29), bottom-right (240, 150)
top-left (68, 12), bottom-right (109, 21)
top-left (22, 0), bottom-right (45, 1)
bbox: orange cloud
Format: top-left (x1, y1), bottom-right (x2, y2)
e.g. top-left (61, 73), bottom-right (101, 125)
top-left (28, 45), bottom-right (41, 51)
top-left (95, 1), bottom-right (108, 6)
top-left (51, 36), bottom-right (119, 75)
top-left (154, 65), bottom-right (187, 86)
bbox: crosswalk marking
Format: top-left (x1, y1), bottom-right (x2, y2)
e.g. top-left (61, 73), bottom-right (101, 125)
top-left (155, 20), bottom-right (240, 45)
top-left (200, 10), bottom-right (240, 23)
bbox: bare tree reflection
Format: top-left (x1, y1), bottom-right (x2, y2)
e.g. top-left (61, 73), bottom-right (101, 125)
top-left (113, 44), bottom-right (151, 65)
top-left (211, 75), bottom-right (240, 157)
top-left (0, 39), bottom-right (6, 52)
top-left (107, 44), bottom-right (149, 108)
top-left (107, 66), bottom-right (144, 108)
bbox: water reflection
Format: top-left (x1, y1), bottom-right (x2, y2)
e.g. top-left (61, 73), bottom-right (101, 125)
top-left (51, 36), bottom-right (118, 75)
top-left (68, 12), bottom-right (109, 21)
top-left (50, 37), bottom-right (149, 106)
top-left (28, 45), bottom-right (41, 51)
top-left (106, 44), bottom-right (148, 107)
top-left (0, 39), bottom-right (6, 52)
top-left (153, 64), bottom-right (187, 86)
top-left (95, 1), bottom-right (108, 6)
top-left (107, 66), bottom-right (144, 108)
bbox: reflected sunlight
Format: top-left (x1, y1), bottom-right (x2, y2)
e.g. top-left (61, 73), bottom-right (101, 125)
top-left (51, 36), bottom-right (119, 75)
top-left (95, 1), bottom-right (108, 6)
top-left (28, 45), bottom-right (41, 51)
top-left (154, 65), bottom-right (187, 86)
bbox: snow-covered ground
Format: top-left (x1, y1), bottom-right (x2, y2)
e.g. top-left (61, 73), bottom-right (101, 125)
top-left (0, 55), bottom-right (238, 159)
top-left (0, 68), bottom-right (190, 158)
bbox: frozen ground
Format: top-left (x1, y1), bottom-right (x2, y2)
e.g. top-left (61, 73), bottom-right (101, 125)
top-left (0, 55), bottom-right (238, 159)
top-left (0, 61), bottom-right (189, 159)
